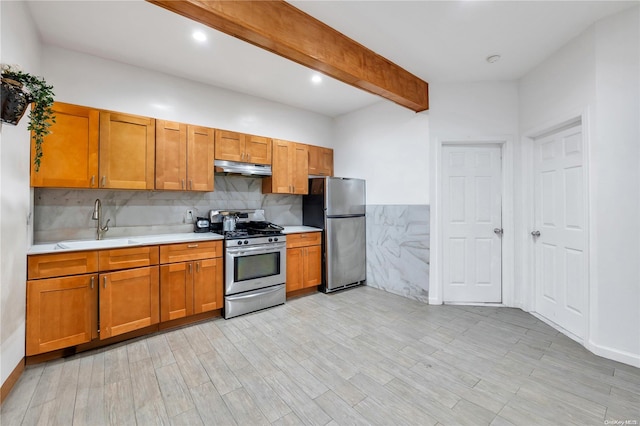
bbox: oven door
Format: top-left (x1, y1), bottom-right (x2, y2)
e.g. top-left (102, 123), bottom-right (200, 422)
top-left (225, 242), bottom-right (286, 295)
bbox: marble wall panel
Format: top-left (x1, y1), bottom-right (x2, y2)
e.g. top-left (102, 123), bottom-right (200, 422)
top-left (366, 205), bottom-right (430, 303)
top-left (34, 176), bottom-right (301, 242)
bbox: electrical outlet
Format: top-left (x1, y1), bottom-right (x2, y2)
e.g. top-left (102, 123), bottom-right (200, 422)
top-left (186, 209), bottom-right (194, 222)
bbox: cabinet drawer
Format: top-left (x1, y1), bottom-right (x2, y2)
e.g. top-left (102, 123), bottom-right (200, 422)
top-left (160, 241), bottom-right (222, 264)
top-left (286, 232), bottom-right (321, 249)
top-left (28, 251), bottom-right (99, 280)
top-left (99, 246), bottom-right (159, 271)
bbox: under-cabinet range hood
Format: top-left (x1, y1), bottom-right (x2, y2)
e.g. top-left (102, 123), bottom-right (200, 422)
top-left (214, 160), bottom-right (272, 176)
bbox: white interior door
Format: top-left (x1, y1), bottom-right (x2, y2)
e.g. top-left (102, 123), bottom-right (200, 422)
top-left (442, 145), bottom-right (502, 303)
top-left (533, 125), bottom-right (586, 338)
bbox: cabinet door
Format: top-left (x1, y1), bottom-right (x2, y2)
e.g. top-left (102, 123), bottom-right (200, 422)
top-left (26, 274), bottom-right (97, 355)
top-left (286, 247), bottom-right (304, 292)
top-left (187, 125), bottom-right (215, 192)
top-left (156, 120), bottom-right (187, 190)
top-left (264, 139), bottom-right (293, 194)
top-left (308, 146), bottom-right (334, 177)
top-left (99, 246), bottom-right (159, 272)
top-left (320, 148), bottom-right (334, 177)
top-left (31, 102), bottom-right (99, 188)
top-left (99, 111), bottom-right (155, 189)
top-left (303, 245), bottom-right (322, 288)
top-left (245, 135), bottom-right (272, 165)
top-left (100, 266), bottom-right (159, 339)
top-left (292, 143), bottom-right (309, 194)
top-left (28, 250), bottom-right (99, 280)
top-left (215, 130), bottom-right (244, 162)
top-left (160, 262), bottom-right (193, 321)
top-left (193, 258), bottom-right (223, 313)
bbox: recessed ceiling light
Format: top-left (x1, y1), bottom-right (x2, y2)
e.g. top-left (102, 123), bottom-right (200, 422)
top-left (486, 54), bottom-right (501, 64)
top-left (311, 74), bottom-right (322, 84)
top-left (192, 31), bottom-right (207, 42)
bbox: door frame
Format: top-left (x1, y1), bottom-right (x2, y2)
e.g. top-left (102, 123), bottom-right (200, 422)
top-left (430, 138), bottom-right (514, 306)
top-left (521, 109), bottom-right (592, 344)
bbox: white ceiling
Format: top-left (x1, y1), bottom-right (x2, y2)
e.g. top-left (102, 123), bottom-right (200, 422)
top-left (26, 0), bottom-right (638, 117)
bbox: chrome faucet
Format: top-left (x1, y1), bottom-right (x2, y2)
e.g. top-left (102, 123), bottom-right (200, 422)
top-left (92, 198), bottom-right (110, 240)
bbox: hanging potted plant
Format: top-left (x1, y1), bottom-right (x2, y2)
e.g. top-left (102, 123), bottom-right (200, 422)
top-left (1, 64), bottom-right (55, 171)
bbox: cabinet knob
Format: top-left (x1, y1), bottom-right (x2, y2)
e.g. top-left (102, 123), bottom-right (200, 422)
top-left (182, 179), bottom-right (185, 189)
top-left (91, 176), bottom-right (95, 187)
top-left (101, 176), bottom-right (106, 187)
top-left (103, 276), bottom-right (107, 289)
top-left (90, 276), bottom-right (95, 289)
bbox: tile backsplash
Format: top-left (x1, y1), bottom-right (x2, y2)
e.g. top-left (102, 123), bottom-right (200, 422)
top-left (33, 176), bottom-right (301, 243)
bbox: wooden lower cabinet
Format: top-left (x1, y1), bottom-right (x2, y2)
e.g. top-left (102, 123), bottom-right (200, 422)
top-left (159, 242), bottom-right (223, 322)
top-left (99, 266), bottom-right (159, 339)
top-left (26, 274), bottom-right (98, 356)
top-left (286, 232), bottom-right (322, 293)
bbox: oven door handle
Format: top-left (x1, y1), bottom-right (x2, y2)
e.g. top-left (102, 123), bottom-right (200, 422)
top-left (227, 285), bottom-right (284, 300)
top-left (227, 244), bottom-right (285, 256)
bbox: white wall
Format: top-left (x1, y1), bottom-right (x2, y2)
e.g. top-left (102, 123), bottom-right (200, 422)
top-left (428, 81), bottom-right (519, 305)
top-left (0, 1), bottom-right (41, 386)
top-left (42, 46), bottom-right (334, 148)
top-left (519, 6), bottom-right (640, 366)
top-left (333, 101), bottom-right (429, 205)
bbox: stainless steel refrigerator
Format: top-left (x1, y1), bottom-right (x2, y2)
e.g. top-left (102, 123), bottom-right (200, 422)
top-left (303, 177), bottom-right (366, 293)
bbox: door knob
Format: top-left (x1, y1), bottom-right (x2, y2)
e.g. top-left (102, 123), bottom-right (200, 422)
top-left (531, 230), bottom-right (541, 237)
top-left (494, 228), bottom-right (503, 235)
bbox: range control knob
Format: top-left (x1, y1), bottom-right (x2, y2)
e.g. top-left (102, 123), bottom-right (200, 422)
top-left (237, 241), bottom-right (242, 246)
top-left (244, 240), bottom-right (249, 245)
top-left (274, 237), bottom-right (279, 242)
top-left (268, 238), bottom-right (273, 242)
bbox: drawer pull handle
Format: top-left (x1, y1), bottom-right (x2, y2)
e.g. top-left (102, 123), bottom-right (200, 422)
top-left (187, 244), bottom-right (199, 248)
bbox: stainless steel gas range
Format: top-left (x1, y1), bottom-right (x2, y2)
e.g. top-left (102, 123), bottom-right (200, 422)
top-left (213, 221), bottom-right (286, 319)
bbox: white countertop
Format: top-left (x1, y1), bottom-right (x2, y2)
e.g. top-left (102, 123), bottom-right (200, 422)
top-left (282, 226), bottom-right (322, 234)
top-left (28, 227), bottom-right (321, 255)
top-left (28, 232), bottom-right (224, 255)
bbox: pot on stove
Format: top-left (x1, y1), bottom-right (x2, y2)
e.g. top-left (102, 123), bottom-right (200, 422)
top-left (222, 214), bottom-right (237, 232)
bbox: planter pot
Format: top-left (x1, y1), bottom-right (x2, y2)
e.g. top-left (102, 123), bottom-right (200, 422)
top-left (1, 75), bottom-right (31, 125)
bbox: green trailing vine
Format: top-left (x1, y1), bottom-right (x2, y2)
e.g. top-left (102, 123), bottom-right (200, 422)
top-left (1, 64), bottom-right (55, 171)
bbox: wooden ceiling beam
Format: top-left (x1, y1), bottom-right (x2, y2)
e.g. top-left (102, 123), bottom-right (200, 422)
top-left (146, 0), bottom-right (429, 112)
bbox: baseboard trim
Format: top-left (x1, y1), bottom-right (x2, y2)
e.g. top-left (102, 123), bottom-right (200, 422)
top-left (587, 340), bottom-right (640, 368)
top-left (1, 358), bottom-right (25, 404)
top-left (531, 312), bottom-right (640, 368)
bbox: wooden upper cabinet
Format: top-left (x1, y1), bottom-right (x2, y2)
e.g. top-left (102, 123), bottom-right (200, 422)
top-left (291, 143), bottom-right (309, 194)
top-left (245, 135), bottom-right (271, 165)
top-left (31, 102), bottom-right (99, 188)
top-left (155, 120), bottom-right (187, 190)
top-left (215, 130), bottom-right (271, 165)
top-left (99, 111), bottom-right (155, 190)
top-left (263, 139), bottom-right (308, 195)
top-left (156, 121), bottom-right (214, 192)
top-left (308, 145), bottom-right (334, 177)
top-left (187, 125), bottom-right (214, 191)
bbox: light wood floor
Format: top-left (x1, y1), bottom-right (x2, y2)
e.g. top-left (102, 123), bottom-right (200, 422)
top-left (1, 286), bottom-right (639, 425)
